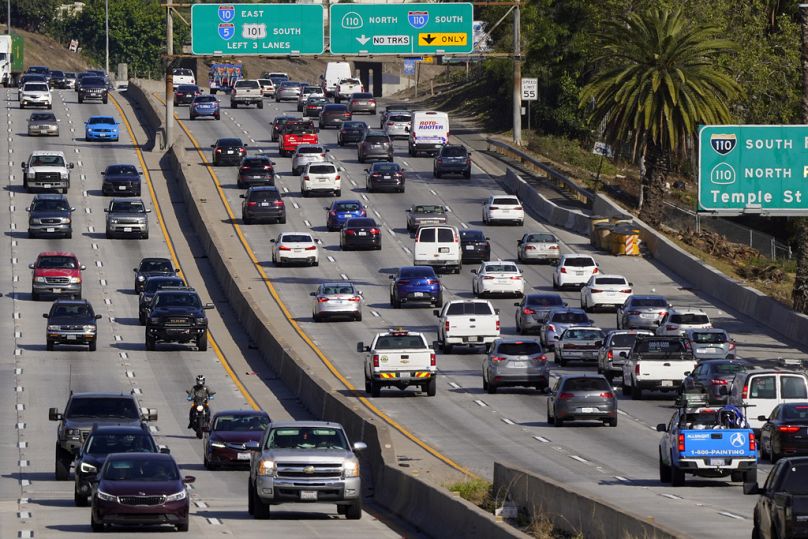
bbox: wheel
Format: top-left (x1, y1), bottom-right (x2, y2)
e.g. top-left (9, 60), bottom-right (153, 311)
top-left (771, 444), bottom-right (782, 463)
top-left (731, 471), bottom-right (744, 482)
top-left (19, 102), bottom-right (23, 109)
top-left (616, 315), bottom-right (622, 329)
top-left (354, 312), bottom-right (362, 322)
top-left (243, 215), bottom-right (253, 225)
top-left (442, 341), bottom-right (453, 354)
top-left (248, 481), bottom-right (255, 515)
top-left (253, 491), bottom-right (270, 519)
top-left (370, 380), bottom-right (381, 398)
top-left (258, 101), bottom-right (264, 109)
top-left (197, 332), bottom-right (208, 351)
top-left (74, 488), bottom-right (89, 507)
top-left (78, 96), bottom-right (83, 104)
top-left (278, 215), bottom-right (286, 224)
top-left (392, 295), bottom-right (401, 309)
top-left (607, 417), bottom-right (617, 427)
top-left (631, 383), bottom-right (643, 400)
top-left (231, 101), bottom-right (237, 109)
top-left (464, 169), bottom-right (471, 179)
top-left (345, 499), bottom-right (362, 520)
top-left (190, 113), bottom-right (196, 120)
top-left (434, 170), bottom-right (441, 178)
top-left (176, 521), bottom-right (189, 532)
top-left (751, 521), bottom-right (762, 539)
top-left (744, 469), bottom-right (757, 484)
top-left (142, 232), bottom-right (149, 240)
top-left (335, 189), bottom-right (341, 196)
top-left (214, 113), bottom-right (220, 120)
top-left (482, 376), bottom-right (489, 392)
top-left (55, 451), bottom-right (70, 480)
top-left (670, 464), bottom-right (685, 486)
top-left (553, 415), bottom-right (563, 427)
top-left (546, 406), bottom-right (553, 424)
top-left (91, 514), bottom-right (104, 532)
top-left (302, 189), bottom-right (310, 198)
top-left (486, 380), bottom-right (497, 394)
top-left (145, 335), bottom-right (156, 351)
top-left (102, 96), bottom-right (108, 104)
top-left (426, 377), bottom-right (437, 397)
top-left (622, 383), bottom-right (630, 397)
top-left (89, 339), bottom-right (96, 352)
top-left (435, 293), bottom-right (443, 308)
top-left (659, 453), bottom-right (672, 483)
top-left (46, 340), bottom-right (54, 351)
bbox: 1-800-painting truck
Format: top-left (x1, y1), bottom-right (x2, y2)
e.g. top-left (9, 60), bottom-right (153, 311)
top-left (0, 34), bottom-right (24, 87)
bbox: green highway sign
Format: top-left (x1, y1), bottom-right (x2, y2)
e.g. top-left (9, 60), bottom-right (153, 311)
top-left (330, 3), bottom-right (473, 55)
top-left (191, 4), bottom-right (324, 56)
top-left (699, 125), bottom-right (808, 216)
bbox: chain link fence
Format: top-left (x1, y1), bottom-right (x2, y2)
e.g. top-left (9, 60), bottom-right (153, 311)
top-left (662, 203), bottom-right (792, 260)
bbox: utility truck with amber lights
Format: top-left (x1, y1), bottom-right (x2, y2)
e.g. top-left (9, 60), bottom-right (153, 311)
top-left (358, 327), bottom-right (437, 397)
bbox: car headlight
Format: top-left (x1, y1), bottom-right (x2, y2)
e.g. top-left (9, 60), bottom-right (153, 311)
top-left (342, 459), bottom-right (360, 478)
top-left (194, 317), bottom-right (207, 325)
top-left (69, 277), bottom-right (81, 284)
top-left (110, 218), bottom-right (118, 224)
top-left (164, 489), bottom-right (187, 502)
top-left (34, 276), bottom-right (46, 283)
top-left (210, 441), bottom-right (226, 448)
top-left (61, 173), bottom-right (69, 179)
top-left (96, 490), bottom-right (117, 502)
top-left (79, 462), bottom-right (97, 474)
top-left (65, 218), bottom-right (71, 224)
top-left (65, 428), bottom-right (81, 440)
top-left (83, 325), bottom-right (96, 333)
top-left (257, 459), bottom-right (276, 477)
top-left (47, 325), bottom-right (60, 331)
top-left (137, 275), bottom-right (145, 281)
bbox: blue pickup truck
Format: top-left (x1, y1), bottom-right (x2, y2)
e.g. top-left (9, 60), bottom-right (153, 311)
top-left (657, 396), bottom-right (757, 486)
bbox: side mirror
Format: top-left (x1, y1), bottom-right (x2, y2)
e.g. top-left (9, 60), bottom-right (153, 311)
top-left (42, 313), bottom-right (48, 318)
top-left (95, 314), bottom-right (102, 319)
top-left (210, 144), bottom-right (215, 148)
top-left (245, 440), bottom-right (261, 451)
top-left (433, 309), bottom-right (440, 317)
top-left (513, 302), bottom-right (520, 307)
top-left (146, 209), bottom-right (152, 213)
top-left (757, 415), bottom-right (768, 422)
top-left (240, 194), bottom-right (245, 199)
top-left (517, 239), bottom-right (523, 245)
top-left (244, 143), bottom-right (249, 147)
top-left (405, 126), bottom-right (410, 132)
top-left (470, 269), bottom-right (477, 274)
top-left (20, 162), bottom-right (26, 169)
top-left (656, 423), bottom-right (667, 432)
top-left (683, 371), bottom-right (691, 376)
top-left (495, 309), bottom-right (500, 315)
top-left (69, 163), bottom-right (74, 169)
top-left (356, 342), bottom-right (365, 353)
top-left (80, 265), bottom-right (87, 270)
top-left (28, 263), bottom-right (35, 269)
top-left (743, 482), bottom-right (761, 495)
top-left (183, 476), bottom-right (196, 484)
top-left (270, 239), bottom-right (276, 243)
top-left (103, 208), bottom-right (109, 212)
top-left (49, 408), bottom-right (62, 421)
top-left (595, 341), bottom-right (603, 347)
top-left (100, 171), bottom-right (105, 175)
top-left (159, 445), bottom-right (171, 454)
top-left (310, 291), bottom-right (316, 296)
top-left (353, 441), bottom-right (367, 452)
top-left (70, 207), bottom-right (76, 212)
top-left (144, 409), bottom-right (158, 421)
top-left (133, 268), bottom-right (138, 272)
top-left (388, 275), bottom-right (395, 279)
top-left (553, 335), bottom-right (560, 340)
top-left (563, 302), bottom-right (568, 307)
top-left (204, 303), bottom-right (214, 310)
top-left (629, 282), bottom-right (634, 286)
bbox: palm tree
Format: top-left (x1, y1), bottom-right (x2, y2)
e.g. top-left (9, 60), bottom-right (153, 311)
top-left (579, 7), bottom-right (739, 225)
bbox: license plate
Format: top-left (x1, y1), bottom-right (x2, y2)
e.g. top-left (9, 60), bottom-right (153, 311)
top-left (576, 271), bottom-right (584, 276)
top-left (43, 184), bottom-right (51, 188)
top-left (508, 361), bottom-right (527, 368)
top-left (383, 175), bottom-right (391, 179)
top-left (260, 202), bottom-right (269, 207)
top-left (412, 292), bottom-right (425, 297)
top-left (124, 227), bottom-right (132, 232)
top-left (580, 407), bottom-right (598, 413)
top-left (46, 227), bottom-right (55, 233)
top-left (300, 491), bottom-right (317, 501)
top-left (358, 231), bottom-right (367, 236)
top-left (226, 150), bottom-right (234, 154)
top-left (501, 209), bottom-right (510, 213)
top-left (709, 458), bottom-right (725, 466)
top-left (67, 335), bottom-right (77, 340)
top-left (118, 185), bottom-right (127, 190)
top-left (661, 380), bottom-right (674, 387)
top-left (641, 313), bottom-right (656, 319)
top-left (237, 452), bottom-right (251, 460)
top-left (52, 288), bottom-right (61, 293)
top-left (294, 248), bottom-right (303, 253)
top-left (700, 347), bottom-right (719, 353)
top-left (438, 247), bottom-right (449, 253)
top-left (465, 245), bottom-right (474, 250)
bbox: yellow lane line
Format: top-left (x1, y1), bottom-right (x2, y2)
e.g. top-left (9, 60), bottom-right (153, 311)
top-left (158, 94), bottom-right (476, 477)
top-left (110, 93), bottom-right (260, 412)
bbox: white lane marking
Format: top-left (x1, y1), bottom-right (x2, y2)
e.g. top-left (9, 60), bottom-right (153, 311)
top-left (11, 257), bottom-right (16, 264)
top-left (13, 312), bottom-right (20, 319)
top-left (114, 335), bottom-right (122, 341)
top-left (327, 256), bottom-right (335, 263)
top-left (292, 202), bottom-right (299, 209)
top-left (429, 189), bottom-right (437, 195)
top-left (18, 511), bottom-right (31, 518)
top-left (11, 240), bottom-right (16, 247)
top-left (207, 517), bottom-right (223, 525)
top-left (9, 205), bottom-right (13, 212)
top-left (402, 160), bottom-right (409, 167)
top-left (16, 421), bottom-right (25, 428)
top-left (18, 530), bottom-right (33, 538)
top-left (614, 476), bottom-right (629, 482)
top-left (501, 418), bottom-right (515, 425)
top-left (194, 501), bottom-right (208, 509)
top-left (88, 225), bottom-right (94, 233)
top-left (149, 425), bottom-right (159, 433)
top-left (372, 209), bottom-right (381, 217)
top-left (9, 222), bottom-right (14, 230)
top-left (448, 382), bottom-right (461, 389)
top-left (132, 387), bottom-right (142, 395)
top-left (14, 368), bottom-right (21, 375)
top-left (360, 194), bottom-right (368, 201)
top-left (95, 260), bottom-right (103, 267)
top-left (77, 160), bottom-right (82, 167)
top-left (74, 148), bottom-right (79, 153)
top-left (16, 403), bottom-right (24, 411)
top-left (402, 246), bottom-right (412, 254)
top-left (473, 399), bottom-right (488, 407)
top-left (84, 207), bottom-right (91, 214)
top-left (339, 273), bottom-right (349, 280)
top-left (282, 186), bottom-right (289, 193)
top-left (120, 352), bottom-right (128, 359)
top-left (18, 460), bottom-right (28, 468)
top-left (617, 409), bottom-right (628, 416)
top-left (13, 275), bottom-right (17, 282)
top-left (92, 243), bottom-right (98, 250)
top-left (718, 512), bottom-right (746, 520)
top-left (125, 370), bottom-right (135, 378)
top-left (18, 497), bottom-right (28, 504)
top-left (80, 174), bottom-right (86, 181)
top-left (249, 138), bottom-right (255, 143)
top-left (461, 222), bottom-right (469, 229)
top-left (661, 493), bottom-right (683, 500)
top-left (20, 479), bottom-right (31, 487)
top-left (533, 436), bottom-right (550, 443)
top-left (371, 311), bottom-right (380, 317)
top-left (349, 179), bottom-right (357, 186)
top-left (104, 298), bottom-right (111, 305)
top-left (303, 219), bottom-right (311, 228)
top-left (14, 349), bottom-right (21, 356)
top-left (387, 227), bottom-right (395, 235)
top-left (569, 455), bottom-right (588, 464)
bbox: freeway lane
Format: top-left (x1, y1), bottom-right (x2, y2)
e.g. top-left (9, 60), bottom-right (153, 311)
top-left (0, 87), bottom-right (406, 538)
top-left (170, 95), bottom-right (801, 536)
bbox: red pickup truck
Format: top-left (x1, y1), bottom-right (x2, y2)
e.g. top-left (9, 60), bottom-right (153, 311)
top-left (30, 251), bottom-right (85, 301)
top-left (279, 120), bottom-right (318, 157)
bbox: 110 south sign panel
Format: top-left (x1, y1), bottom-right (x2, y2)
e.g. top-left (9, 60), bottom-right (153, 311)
top-left (699, 125), bottom-right (808, 215)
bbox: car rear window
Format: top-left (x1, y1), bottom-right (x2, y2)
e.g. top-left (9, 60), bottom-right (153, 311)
top-left (195, 96), bottom-right (217, 103)
top-left (782, 404), bottom-right (808, 420)
top-left (442, 146), bottom-right (467, 157)
top-left (460, 230), bottom-right (485, 241)
top-left (365, 136), bottom-right (389, 144)
top-left (372, 163), bottom-right (401, 173)
top-left (177, 85), bottom-right (197, 92)
top-left (308, 164), bottom-right (336, 174)
top-left (353, 93), bottom-right (373, 99)
top-left (782, 376), bottom-right (808, 399)
top-left (437, 228), bottom-right (455, 242)
top-left (633, 338), bottom-right (689, 358)
top-left (526, 295), bottom-right (564, 307)
top-left (497, 341), bottom-right (542, 355)
top-left (551, 311), bottom-right (589, 324)
top-left (691, 332), bottom-right (727, 344)
top-left (236, 80), bottom-right (260, 89)
top-left (281, 235), bottom-right (313, 243)
top-left (414, 205), bottom-right (445, 214)
top-left (492, 197), bottom-right (519, 205)
top-left (335, 202), bottom-right (361, 212)
top-left (375, 335), bottom-right (427, 349)
top-left (563, 329), bottom-right (603, 340)
top-left (563, 257), bottom-right (596, 268)
top-left (610, 334), bottom-right (640, 348)
top-left (389, 114), bottom-right (411, 122)
top-left (343, 122), bottom-right (366, 129)
top-left (219, 138), bottom-right (243, 146)
top-left (418, 228), bottom-right (436, 242)
top-left (445, 302), bottom-right (494, 316)
top-left (630, 297), bottom-right (668, 307)
top-left (562, 378), bottom-right (611, 392)
top-left (345, 218), bottom-right (375, 227)
top-left (298, 146), bottom-right (324, 154)
top-left (594, 277), bottom-right (627, 285)
top-left (400, 267), bottom-right (436, 278)
top-left (709, 362), bottom-right (746, 375)
top-left (485, 264), bottom-right (518, 273)
top-left (242, 158), bottom-right (269, 167)
top-left (525, 233), bottom-right (556, 243)
top-left (780, 464), bottom-right (808, 494)
top-left (671, 314), bottom-right (710, 325)
top-left (250, 190), bottom-right (280, 202)
top-left (324, 104), bottom-right (348, 112)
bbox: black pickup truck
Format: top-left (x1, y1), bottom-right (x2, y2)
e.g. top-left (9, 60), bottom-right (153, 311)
top-left (145, 287), bottom-right (213, 351)
top-left (747, 455), bottom-right (808, 538)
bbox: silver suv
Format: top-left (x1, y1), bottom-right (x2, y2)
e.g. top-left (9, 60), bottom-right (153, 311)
top-left (105, 198), bottom-right (151, 239)
top-left (247, 421), bottom-right (366, 520)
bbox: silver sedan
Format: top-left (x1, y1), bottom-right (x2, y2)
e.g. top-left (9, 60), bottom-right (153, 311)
top-left (517, 232), bottom-right (560, 263)
top-left (27, 112), bottom-right (59, 136)
top-left (482, 338), bottom-right (549, 394)
top-left (616, 294), bottom-right (670, 329)
top-left (311, 281), bottom-right (363, 322)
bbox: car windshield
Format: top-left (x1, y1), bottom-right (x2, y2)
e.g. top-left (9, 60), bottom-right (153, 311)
top-left (51, 303), bottom-right (92, 317)
top-left (372, 163), bottom-right (401, 173)
top-left (88, 117), bottom-right (115, 125)
top-left (562, 378), bottom-right (611, 392)
top-left (320, 284), bottom-right (356, 295)
top-left (144, 278), bottom-right (184, 293)
top-left (110, 201), bottom-right (145, 213)
top-left (30, 155), bottom-right (66, 167)
top-left (103, 458), bottom-right (179, 481)
top-left (86, 433), bottom-right (155, 454)
top-left (140, 259), bottom-right (172, 272)
top-left (105, 165), bottom-right (137, 176)
top-left (413, 205), bottom-right (445, 214)
top-left (630, 297), bottom-right (668, 307)
top-left (25, 83), bottom-right (49, 92)
top-left (266, 426), bottom-right (349, 450)
top-left (280, 234), bottom-right (313, 243)
top-left (484, 264), bottom-right (518, 273)
top-left (335, 202), bottom-right (361, 212)
top-left (174, 68), bottom-right (193, 76)
top-left (563, 329), bottom-right (604, 340)
top-left (82, 77), bottom-right (105, 86)
top-left (375, 335), bottom-right (427, 349)
top-left (671, 314), bottom-right (710, 324)
top-left (66, 397), bottom-right (139, 419)
top-left (551, 311), bottom-right (589, 324)
top-left (526, 295), bottom-right (563, 307)
top-left (30, 113), bottom-right (56, 121)
top-left (497, 341), bottom-right (542, 355)
top-left (563, 257), bottom-right (596, 268)
top-left (154, 292), bottom-right (201, 308)
top-left (445, 302), bottom-right (494, 316)
top-left (38, 256), bottom-right (77, 269)
top-left (691, 332), bottom-right (728, 344)
top-left (32, 198), bottom-right (70, 211)
top-left (236, 80), bottom-right (259, 89)
top-left (780, 464), bottom-right (808, 494)
top-left (213, 414), bottom-right (269, 432)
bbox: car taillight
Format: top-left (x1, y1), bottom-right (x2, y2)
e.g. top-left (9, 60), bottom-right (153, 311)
top-left (522, 307), bottom-right (535, 315)
top-left (329, 210), bottom-right (336, 216)
top-left (710, 379), bottom-right (728, 385)
top-left (678, 434), bottom-right (685, 452)
top-left (247, 202), bottom-right (257, 207)
top-left (387, 122), bottom-right (394, 126)
top-left (215, 148), bottom-right (222, 153)
top-left (547, 324), bottom-right (555, 332)
top-left (489, 206), bottom-right (499, 210)
top-left (592, 267), bottom-right (599, 273)
top-left (549, 245), bottom-right (559, 250)
top-left (537, 355), bottom-right (547, 362)
top-left (444, 320), bottom-right (450, 333)
top-left (240, 148), bottom-right (246, 154)
top-left (628, 310), bottom-right (641, 316)
top-left (750, 433), bottom-right (756, 451)
top-left (372, 354), bottom-right (379, 368)
top-left (560, 267), bottom-right (567, 273)
top-left (728, 341), bottom-right (736, 351)
top-left (514, 206), bottom-right (522, 210)
top-left (558, 392), bottom-right (574, 400)
top-left (367, 227), bottom-right (379, 235)
top-left (742, 385), bottom-right (748, 399)
top-left (279, 246), bottom-right (291, 251)
top-left (495, 320), bottom-right (500, 331)
top-left (525, 245), bottom-right (536, 250)
top-left (396, 279), bottom-right (410, 285)
top-left (317, 297), bottom-right (329, 303)
top-left (335, 175), bottom-right (341, 180)
top-left (491, 356), bottom-right (506, 363)
top-left (305, 245), bottom-right (317, 251)
top-left (273, 200), bottom-right (284, 207)
top-left (483, 276), bottom-right (495, 280)
top-left (425, 279), bottom-right (438, 285)
top-left (430, 353), bottom-right (436, 366)
top-left (620, 289), bottom-right (632, 293)
top-left (303, 176), bottom-right (310, 182)
top-left (264, 166), bottom-right (272, 170)
top-left (510, 276), bottom-right (522, 280)
top-left (666, 325), bottom-right (678, 331)
top-left (591, 288), bottom-right (603, 293)
top-left (348, 296), bottom-right (361, 302)
top-left (600, 392), bottom-right (614, 398)
top-left (240, 166), bottom-right (249, 171)
top-left (607, 350), bottom-right (613, 360)
top-left (635, 363), bottom-right (641, 375)
top-left (361, 210), bottom-right (367, 216)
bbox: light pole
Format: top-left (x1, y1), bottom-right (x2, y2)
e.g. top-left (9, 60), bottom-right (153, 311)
top-left (105, 0), bottom-right (109, 75)
top-left (6, 0), bottom-right (10, 35)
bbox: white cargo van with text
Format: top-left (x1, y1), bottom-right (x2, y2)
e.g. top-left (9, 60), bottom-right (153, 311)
top-left (321, 62), bottom-right (352, 97)
top-left (408, 111), bottom-right (449, 157)
top-left (413, 225), bottom-right (461, 274)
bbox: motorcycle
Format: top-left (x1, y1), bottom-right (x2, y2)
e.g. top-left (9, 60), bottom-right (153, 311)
top-left (188, 395), bottom-right (213, 439)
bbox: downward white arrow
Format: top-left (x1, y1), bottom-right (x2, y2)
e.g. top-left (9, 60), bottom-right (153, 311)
top-left (356, 34), bottom-right (370, 45)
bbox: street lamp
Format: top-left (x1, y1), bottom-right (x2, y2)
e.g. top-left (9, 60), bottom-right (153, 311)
top-left (105, 0), bottom-right (109, 75)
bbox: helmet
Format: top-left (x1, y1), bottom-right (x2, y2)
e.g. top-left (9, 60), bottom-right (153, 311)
top-left (195, 375), bottom-right (205, 386)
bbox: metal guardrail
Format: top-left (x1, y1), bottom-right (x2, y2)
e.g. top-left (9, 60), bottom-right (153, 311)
top-left (486, 137), bottom-right (593, 206)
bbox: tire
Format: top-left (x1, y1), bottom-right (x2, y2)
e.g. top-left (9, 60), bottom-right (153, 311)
top-left (248, 481), bottom-right (255, 515)
top-left (442, 341), bottom-right (453, 354)
top-left (145, 334), bottom-right (156, 351)
top-left (631, 384), bottom-right (643, 400)
top-left (392, 295), bottom-right (401, 309)
top-left (671, 464), bottom-right (685, 486)
top-left (546, 407), bottom-right (553, 424)
top-left (214, 114), bottom-right (220, 121)
top-left (608, 417), bottom-right (617, 427)
top-left (176, 521), bottom-right (189, 532)
top-left (354, 312), bottom-right (362, 322)
top-left (243, 216), bottom-right (253, 225)
top-left (622, 383), bottom-right (630, 397)
top-left (659, 453), bottom-right (672, 483)
top-left (46, 340), bottom-right (54, 351)
top-left (74, 488), bottom-right (90, 507)
top-left (258, 101), bottom-right (264, 109)
top-left (744, 469), bottom-right (757, 484)
top-left (434, 170), bottom-right (441, 179)
top-left (231, 101), bottom-right (237, 109)
top-left (426, 377), bottom-right (437, 397)
top-left (335, 189), bottom-right (341, 197)
top-left (78, 96), bottom-right (83, 104)
top-left (464, 169), bottom-right (471, 179)
top-left (771, 444), bottom-right (781, 463)
top-left (345, 499), bottom-right (362, 520)
top-left (553, 415), bottom-right (563, 427)
top-left (89, 339), bottom-right (97, 352)
top-left (197, 332), bottom-right (208, 352)
top-left (32, 291), bottom-right (40, 301)
top-left (278, 215), bottom-right (286, 224)
top-left (253, 491), bottom-right (270, 519)
top-left (102, 95), bottom-right (108, 104)
top-left (139, 312), bottom-right (146, 325)
top-left (91, 514), bottom-right (104, 532)
top-left (731, 471), bottom-right (744, 482)
top-left (751, 521), bottom-right (762, 539)
top-left (55, 451), bottom-right (70, 480)
top-left (370, 380), bottom-right (381, 398)
top-left (486, 380), bottom-right (497, 394)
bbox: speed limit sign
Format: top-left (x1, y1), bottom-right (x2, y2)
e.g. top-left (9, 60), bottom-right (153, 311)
top-left (521, 78), bottom-right (537, 101)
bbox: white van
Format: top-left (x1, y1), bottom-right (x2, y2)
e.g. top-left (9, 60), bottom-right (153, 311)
top-left (321, 62), bottom-right (352, 97)
top-left (728, 370), bottom-right (808, 430)
top-left (408, 111), bottom-right (450, 157)
top-left (413, 225), bottom-right (461, 274)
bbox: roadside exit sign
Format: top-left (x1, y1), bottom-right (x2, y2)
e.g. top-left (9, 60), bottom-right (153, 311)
top-left (699, 125), bottom-right (808, 215)
top-left (191, 4), bottom-right (324, 55)
top-left (330, 4), bottom-right (473, 55)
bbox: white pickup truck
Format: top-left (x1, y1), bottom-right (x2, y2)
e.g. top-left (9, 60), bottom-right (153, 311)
top-left (621, 335), bottom-right (696, 400)
top-left (335, 78), bottom-right (363, 103)
top-left (435, 300), bottom-right (500, 354)
top-left (358, 328), bottom-right (437, 397)
top-left (21, 151), bottom-right (74, 193)
top-left (229, 79), bottom-right (264, 109)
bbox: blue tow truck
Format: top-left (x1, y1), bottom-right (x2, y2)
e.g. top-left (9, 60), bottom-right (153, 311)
top-left (657, 395), bottom-right (757, 486)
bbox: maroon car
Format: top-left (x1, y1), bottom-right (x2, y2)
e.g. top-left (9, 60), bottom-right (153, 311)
top-left (91, 453), bottom-right (193, 532)
top-left (203, 409), bottom-right (270, 469)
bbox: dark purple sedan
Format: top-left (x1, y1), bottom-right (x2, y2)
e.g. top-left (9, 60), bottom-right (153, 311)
top-left (91, 452), bottom-right (194, 532)
top-left (203, 409), bottom-right (270, 469)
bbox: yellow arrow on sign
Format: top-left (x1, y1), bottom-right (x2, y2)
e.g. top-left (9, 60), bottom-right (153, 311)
top-left (420, 56), bottom-right (433, 63)
top-left (418, 33), bottom-right (467, 47)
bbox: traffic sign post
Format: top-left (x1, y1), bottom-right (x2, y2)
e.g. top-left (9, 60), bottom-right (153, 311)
top-left (521, 78), bottom-right (537, 132)
top-left (699, 125), bottom-right (808, 216)
top-left (330, 3), bottom-right (474, 55)
top-left (191, 4), bottom-right (324, 56)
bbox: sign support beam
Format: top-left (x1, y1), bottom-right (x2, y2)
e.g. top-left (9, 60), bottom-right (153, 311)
top-left (512, 3), bottom-right (521, 146)
top-left (165, 0), bottom-right (173, 150)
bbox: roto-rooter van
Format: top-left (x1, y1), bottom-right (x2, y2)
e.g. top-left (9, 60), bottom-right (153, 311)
top-left (408, 111), bottom-right (449, 157)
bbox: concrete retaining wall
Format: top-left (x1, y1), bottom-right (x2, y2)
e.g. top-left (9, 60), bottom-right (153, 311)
top-left (494, 463), bottom-right (686, 539)
top-left (127, 78), bottom-right (526, 539)
top-left (503, 169), bottom-right (591, 236)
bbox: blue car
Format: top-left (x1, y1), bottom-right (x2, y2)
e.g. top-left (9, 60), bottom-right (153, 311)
top-left (326, 199), bottom-right (366, 231)
top-left (84, 115), bottom-right (119, 141)
top-left (190, 95), bottom-right (220, 120)
top-left (389, 266), bottom-right (442, 308)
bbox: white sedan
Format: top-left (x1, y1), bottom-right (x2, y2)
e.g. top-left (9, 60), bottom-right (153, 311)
top-left (271, 232), bottom-right (319, 267)
top-left (482, 195), bottom-right (524, 226)
top-left (517, 232), bottom-right (560, 263)
top-left (580, 274), bottom-right (633, 312)
top-left (472, 260), bottom-right (525, 297)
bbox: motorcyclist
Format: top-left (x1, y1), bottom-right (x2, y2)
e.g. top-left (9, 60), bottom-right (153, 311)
top-left (187, 375), bottom-right (215, 429)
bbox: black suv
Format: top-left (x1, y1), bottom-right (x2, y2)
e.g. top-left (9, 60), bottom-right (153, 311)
top-left (241, 186), bottom-right (286, 224)
top-left (133, 257), bottom-right (178, 293)
top-left (77, 75), bottom-right (108, 104)
top-left (211, 137), bottom-right (247, 166)
top-left (101, 164), bottom-right (141, 196)
top-left (44, 299), bottom-right (102, 351)
top-left (139, 275), bottom-right (185, 324)
top-left (357, 130), bottom-right (393, 163)
top-left (27, 193), bottom-right (74, 238)
top-left (49, 70), bottom-right (66, 88)
top-left (145, 287), bottom-right (214, 351)
top-left (237, 155), bottom-right (275, 188)
top-left (49, 392), bottom-right (157, 480)
top-left (73, 424), bottom-right (165, 506)
top-left (433, 144), bottom-right (472, 178)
